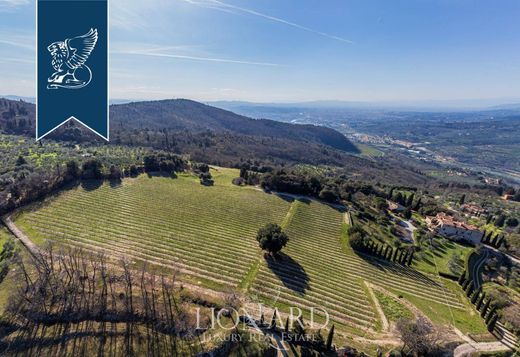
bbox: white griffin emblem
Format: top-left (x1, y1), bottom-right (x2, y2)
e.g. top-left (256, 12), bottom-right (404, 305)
top-left (47, 28), bottom-right (98, 90)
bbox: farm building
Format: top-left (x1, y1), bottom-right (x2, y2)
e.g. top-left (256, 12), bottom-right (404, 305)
top-left (461, 203), bottom-right (486, 217)
top-left (426, 212), bottom-right (483, 245)
top-left (387, 200), bottom-right (405, 213)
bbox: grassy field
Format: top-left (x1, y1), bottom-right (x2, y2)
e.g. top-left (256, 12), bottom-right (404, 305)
top-left (374, 291), bottom-right (413, 322)
top-left (413, 238), bottom-right (474, 276)
top-left (11, 167), bottom-right (485, 336)
top-left (355, 143), bottom-right (385, 158)
top-left (0, 227), bottom-right (10, 250)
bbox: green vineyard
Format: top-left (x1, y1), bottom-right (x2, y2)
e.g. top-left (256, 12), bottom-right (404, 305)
top-left (250, 199), bottom-right (465, 331)
top-left (13, 168), bottom-right (468, 334)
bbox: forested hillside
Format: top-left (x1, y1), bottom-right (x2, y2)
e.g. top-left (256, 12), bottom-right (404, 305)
top-left (0, 97), bottom-right (362, 166)
top-left (109, 99), bottom-right (359, 152)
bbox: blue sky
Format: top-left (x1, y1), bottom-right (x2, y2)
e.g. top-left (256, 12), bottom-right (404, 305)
top-left (1, 0), bottom-right (520, 103)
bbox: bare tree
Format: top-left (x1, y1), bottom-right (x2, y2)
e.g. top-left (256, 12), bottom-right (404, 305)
top-left (0, 246), bottom-right (209, 356)
top-left (396, 317), bottom-right (444, 356)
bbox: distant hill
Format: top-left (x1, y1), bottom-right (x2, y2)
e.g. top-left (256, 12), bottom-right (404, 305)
top-left (0, 97), bottom-right (363, 167)
top-left (0, 95), bottom-right (36, 103)
top-left (0, 98), bottom-right (35, 136)
top-left (110, 99), bottom-right (359, 153)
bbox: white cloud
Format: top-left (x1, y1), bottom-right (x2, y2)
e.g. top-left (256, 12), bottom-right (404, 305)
top-left (181, 0), bottom-right (354, 44)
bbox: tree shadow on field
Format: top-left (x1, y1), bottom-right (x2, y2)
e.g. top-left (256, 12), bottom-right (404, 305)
top-left (109, 179), bottom-right (122, 189)
top-left (265, 252), bottom-right (310, 296)
top-left (80, 179), bottom-right (103, 191)
top-left (274, 193), bottom-right (295, 203)
top-left (352, 249), bottom-right (388, 273)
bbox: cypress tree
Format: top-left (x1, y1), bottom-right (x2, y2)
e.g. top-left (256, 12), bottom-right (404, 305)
top-left (496, 236), bottom-right (504, 248)
top-left (402, 250), bottom-right (409, 264)
top-left (461, 278), bottom-right (468, 289)
top-left (471, 288), bottom-right (481, 304)
top-left (465, 281), bottom-right (474, 296)
top-left (285, 317), bottom-right (289, 332)
top-left (412, 197), bottom-right (422, 211)
top-left (398, 250), bottom-right (405, 264)
top-left (480, 299), bottom-right (491, 317)
top-left (402, 251), bottom-right (409, 265)
top-left (387, 247), bottom-right (394, 260)
top-left (485, 306), bottom-right (496, 324)
top-left (407, 251), bottom-right (414, 266)
top-left (270, 310), bottom-right (277, 329)
top-left (462, 278), bottom-right (470, 290)
top-left (370, 242), bottom-right (376, 254)
top-left (487, 314), bottom-right (498, 332)
top-left (476, 292), bottom-right (486, 310)
top-left (384, 246), bottom-right (391, 259)
top-left (326, 325), bottom-right (335, 351)
top-left (458, 270), bottom-right (466, 285)
top-left (486, 230), bottom-right (493, 240)
top-left (392, 248), bottom-right (399, 262)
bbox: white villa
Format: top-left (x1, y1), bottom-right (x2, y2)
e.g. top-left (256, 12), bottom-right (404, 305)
top-left (426, 212), bottom-right (483, 245)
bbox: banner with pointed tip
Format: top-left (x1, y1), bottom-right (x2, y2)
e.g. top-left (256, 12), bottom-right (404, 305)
top-left (37, 0), bottom-right (109, 141)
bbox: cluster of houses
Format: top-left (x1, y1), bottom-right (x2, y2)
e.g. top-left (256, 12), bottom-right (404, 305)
top-left (425, 212), bottom-right (483, 245)
top-left (385, 197), bottom-right (486, 246)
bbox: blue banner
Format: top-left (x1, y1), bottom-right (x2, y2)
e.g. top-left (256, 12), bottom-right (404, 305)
top-left (37, 0), bottom-right (108, 140)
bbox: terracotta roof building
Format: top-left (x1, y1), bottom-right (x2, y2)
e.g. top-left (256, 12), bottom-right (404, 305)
top-left (426, 212), bottom-right (483, 245)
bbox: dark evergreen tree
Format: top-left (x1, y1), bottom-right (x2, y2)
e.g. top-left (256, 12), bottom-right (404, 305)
top-left (270, 310), bottom-right (277, 329)
top-left (487, 314), bottom-right (498, 332)
top-left (476, 292), bottom-right (486, 310)
top-left (465, 281), bottom-right (474, 296)
top-left (480, 299), bottom-right (491, 317)
top-left (485, 307), bottom-right (496, 324)
top-left (392, 248), bottom-right (399, 262)
top-left (458, 270), bottom-right (466, 285)
top-left (495, 214), bottom-right (506, 227)
top-left (471, 289), bottom-right (481, 304)
top-left (407, 251), bottom-right (414, 266)
top-left (326, 325), bottom-right (335, 351)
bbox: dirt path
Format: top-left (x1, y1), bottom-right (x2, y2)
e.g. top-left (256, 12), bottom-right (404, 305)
top-left (453, 341), bottom-right (510, 357)
top-left (2, 215), bottom-right (41, 257)
top-left (344, 211), bottom-right (352, 225)
top-left (365, 282), bottom-right (389, 332)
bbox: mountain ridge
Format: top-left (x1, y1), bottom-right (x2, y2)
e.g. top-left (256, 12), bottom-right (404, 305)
top-left (0, 97), bottom-right (361, 167)
top-left (109, 98), bottom-right (358, 153)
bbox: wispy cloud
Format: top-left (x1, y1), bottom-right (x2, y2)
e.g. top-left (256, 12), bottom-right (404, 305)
top-left (181, 0), bottom-right (354, 44)
top-left (0, 0), bottom-right (31, 12)
top-left (0, 38), bottom-right (34, 51)
top-left (0, 56), bottom-right (34, 64)
top-left (113, 45), bottom-right (280, 67)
